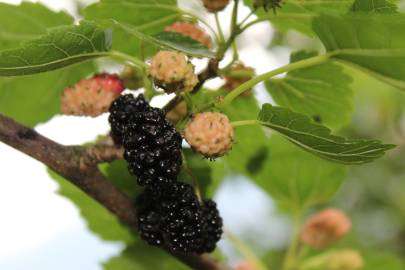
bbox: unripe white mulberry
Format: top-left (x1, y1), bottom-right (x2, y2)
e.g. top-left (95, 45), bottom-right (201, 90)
top-left (223, 62), bottom-right (255, 96)
top-left (184, 112), bottom-right (234, 158)
top-left (165, 22), bottom-right (212, 48)
top-left (61, 73), bottom-right (124, 117)
top-left (149, 51), bottom-right (198, 93)
top-left (300, 208), bottom-right (351, 249)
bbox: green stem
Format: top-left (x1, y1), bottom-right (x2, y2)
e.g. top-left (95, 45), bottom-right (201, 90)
top-left (299, 251), bottom-right (334, 270)
top-left (218, 54), bottom-right (331, 108)
top-left (239, 9), bottom-right (256, 27)
top-left (282, 211), bottom-right (303, 270)
top-left (183, 93), bottom-right (193, 112)
top-left (221, 42), bottom-right (240, 71)
top-left (142, 75), bottom-right (155, 100)
top-left (181, 152), bottom-right (202, 203)
top-left (214, 13), bottom-right (226, 44)
top-left (194, 99), bottom-right (218, 113)
top-left (231, 0), bottom-right (239, 34)
top-left (296, 246), bottom-right (310, 266)
top-left (109, 50), bottom-right (149, 69)
top-left (240, 14), bottom-right (315, 32)
top-left (231, 120), bottom-right (259, 127)
top-left (220, 68), bottom-right (254, 78)
top-left (232, 41), bottom-right (239, 61)
top-left (109, 50), bottom-right (156, 99)
top-left (225, 229), bottom-right (269, 270)
top-left (217, 0), bottom-right (240, 58)
top-left (137, 41), bottom-right (156, 99)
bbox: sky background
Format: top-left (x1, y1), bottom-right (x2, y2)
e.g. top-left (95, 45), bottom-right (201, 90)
top-left (0, 0), bottom-right (291, 269)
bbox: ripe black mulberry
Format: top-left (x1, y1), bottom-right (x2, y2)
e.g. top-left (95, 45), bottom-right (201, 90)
top-left (122, 102), bottom-right (183, 187)
top-left (108, 94), bottom-right (149, 145)
top-left (136, 182), bottom-right (223, 253)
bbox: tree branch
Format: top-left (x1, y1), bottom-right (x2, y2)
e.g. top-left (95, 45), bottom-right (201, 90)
top-left (0, 113), bottom-right (138, 228)
top-left (0, 113), bottom-right (229, 270)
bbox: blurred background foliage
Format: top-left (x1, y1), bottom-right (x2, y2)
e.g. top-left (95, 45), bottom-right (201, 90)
top-left (264, 11), bottom-right (405, 267)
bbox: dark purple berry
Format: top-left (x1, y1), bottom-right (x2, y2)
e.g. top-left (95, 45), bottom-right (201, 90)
top-left (136, 183), bottom-right (223, 253)
top-left (108, 94), bottom-right (148, 144)
top-left (122, 104), bottom-right (182, 187)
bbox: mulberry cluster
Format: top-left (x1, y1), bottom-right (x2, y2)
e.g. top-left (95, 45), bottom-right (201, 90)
top-left (136, 182), bottom-right (223, 253)
top-left (109, 94), bottom-right (182, 187)
top-left (108, 94), bottom-right (223, 253)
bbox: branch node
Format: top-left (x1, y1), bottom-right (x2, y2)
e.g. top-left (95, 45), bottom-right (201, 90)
top-left (79, 145), bottom-right (124, 170)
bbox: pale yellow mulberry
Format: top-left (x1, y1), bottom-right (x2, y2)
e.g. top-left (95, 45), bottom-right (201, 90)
top-left (149, 51), bottom-right (198, 93)
top-left (185, 112), bottom-right (234, 158)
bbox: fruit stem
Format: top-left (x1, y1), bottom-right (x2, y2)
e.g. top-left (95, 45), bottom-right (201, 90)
top-left (296, 246), bottom-right (310, 266)
top-left (217, 0), bottom-right (240, 59)
top-left (142, 75), bottom-right (156, 100)
top-left (282, 211), bottom-right (303, 270)
top-left (109, 50), bottom-right (149, 69)
top-left (298, 251), bottom-right (335, 270)
top-left (231, 120), bottom-right (259, 127)
top-left (240, 13), bottom-right (315, 33)
top-left (220, 68), bottom-right (254, 78)
top-left (181, 152), bottom-right (203, 203)
top-left (182, 92), bottom-right (194, 113)
top-left (224, 229), bottom-right (269, 270)
top-left (194, 99), bottom-right (218, 114)
top-left (110, 50), bottom-right (156, 99)
top-left (217, 54), bottom-right (331, 108)
top-left (214, 13), bottom-right (226, 45)
top-left (239, 8), bottom-right (256, 27)
top-left (221, 41), bottom-right (240, 72)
